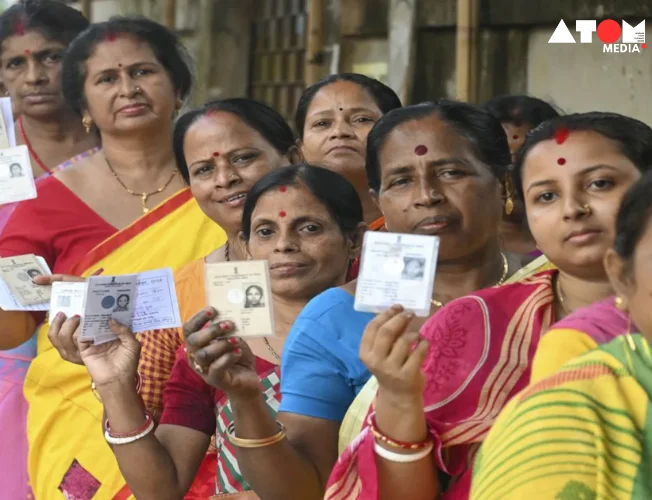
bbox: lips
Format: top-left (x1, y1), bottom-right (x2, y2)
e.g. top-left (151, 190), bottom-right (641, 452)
top-left (327, 145), bottom-right (359, 155)
top-left (118, 103), bottom-right (148, 115)
top-left (218, 192), bottom-right (247, 206)
top-left (414, 215), bottom-right (458, 234)
top-left (24, 93), bottom-right (56, 103)
top-left (564, 228), bottom-right (602, 243)
top-left (269, 262), bottom-right (308, 276)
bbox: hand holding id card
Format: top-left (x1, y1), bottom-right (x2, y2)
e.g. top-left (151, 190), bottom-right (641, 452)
top-left (354, 232), bottom-right (440, 316)
top-left (0, 145), bottom-right (37, 205)
top-left (204, 260), bottom-right (275, 337)
top-left (0, 254), bottom-right (51, 307)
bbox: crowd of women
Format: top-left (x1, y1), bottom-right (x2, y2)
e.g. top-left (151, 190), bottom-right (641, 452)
top-left (1, 1), bottom-right (651, 499)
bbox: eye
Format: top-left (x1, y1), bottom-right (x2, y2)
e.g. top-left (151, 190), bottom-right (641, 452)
top-left (535, 192), bottom-right (557, 203)
top-left (255, 227), bottom-right (274, 237)
top-left (353, 116), bottom-right (374, 124)
top-left (388, 177), bottom-right (411, 188)
top-left (133, 67), bottom-right (154, 77)
top-left (439, 169), bottom-right (465, 179)
top-left (193, 164), bottom-right (214, 177)
top-left (233, 153), bottom-right (257, 165)
top-left (97, 74), bottom-right (116, 84)
top-left (300, 223), bottom-right (322, 233)
top-left (588, 178), bottom-right (613, 190)
top-left (312, 120), bottom-right (329, 128)
top-left (6, 58), bottom-right (23, 69)
top-left (43, 53), bottom-right (62, 64)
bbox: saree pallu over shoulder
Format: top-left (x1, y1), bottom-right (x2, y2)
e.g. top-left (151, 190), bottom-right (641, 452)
top-left (24, 188), bottom-right (226, 500)
top-left (338, 256), bottom-right (555, 455)
top-left (328, 269), bottom-right (556, 500)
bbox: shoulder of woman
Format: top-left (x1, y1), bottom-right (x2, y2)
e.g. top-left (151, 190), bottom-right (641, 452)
top-left (52, 153), bottom-right (99, 186)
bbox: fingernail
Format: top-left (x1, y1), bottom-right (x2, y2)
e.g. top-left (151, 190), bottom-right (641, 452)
top-left (228, 337), bottom-right (237, 344)
top-left (55, 312), bottom-right (64, 320)
top-left (234, 348), bottom-right (241, 354)
top-left (202, 322), bottom-right (212, 330)
top-left (73, 315), bottom-right (81, 319)
top-left (219, 321), bottom-right (232, 330)
top-left (93, 268), bottom-right (104, 276)
top-left (205, 309), bottom-right (214, 318)
top-left (197, 350), bottom-right (207, 359)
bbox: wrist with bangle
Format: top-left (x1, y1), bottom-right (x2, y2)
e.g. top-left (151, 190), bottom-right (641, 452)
top-left (225, 421), bottom-right (287, 448)
top-left (91, 371), bottom-right (142, 402)
top-left (368, 414), bottom-right (433, 463)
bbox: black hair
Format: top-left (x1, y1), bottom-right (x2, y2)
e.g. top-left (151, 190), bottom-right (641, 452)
top-left (241, 164), bottom-right (363, 240)
top-left (365, 100), bottom-right (511, 191)
top-left (484, 95), bottom-right (560, 128)
top-left (613, 170), bottom-right (652, 262)
top-left (61, 16), bottom-right (193, 116)
top-left (173, 98), bottom-right (296, 184)
top-left (0, 0), bottom-right (89, 52)
top-left (295, 73), bottom-right (402, 138)
top-left (513, 112), bottom-right (652, 199)
top-left (116, 294), bottom-right (130, 303)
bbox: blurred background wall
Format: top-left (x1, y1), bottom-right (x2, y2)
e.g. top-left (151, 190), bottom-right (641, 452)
top-left (2, 0), bottom-right (651, 125)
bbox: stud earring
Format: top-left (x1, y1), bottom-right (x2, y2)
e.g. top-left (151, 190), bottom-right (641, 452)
top-left (504, 174), bottom-right (515, 215)
top-left (82, 116), bottom-right (92, 134)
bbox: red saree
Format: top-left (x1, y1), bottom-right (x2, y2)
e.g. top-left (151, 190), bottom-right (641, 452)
top-left (326, 270), bottom-right (556, 499)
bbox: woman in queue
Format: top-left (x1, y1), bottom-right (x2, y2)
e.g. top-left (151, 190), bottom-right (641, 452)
top-left (471, 171), bottom-right (652, 499)
top-left (53, 164), bottom-right (365, 499)
top-left (328, 111), bottom-right (652, 499)
top-left (296, 73), bottom-right (401, 230)
top-left (485, 95), bottom-right (560, 256)
top-left (0, 17), bottom-right (225, 499)
top-left (0, 1), bottom-right (96, 497)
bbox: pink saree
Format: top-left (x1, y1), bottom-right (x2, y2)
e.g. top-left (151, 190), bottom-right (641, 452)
top-left (326, 270), bottom-right (557, 500)
top-left (0, 148), bottom-right (98, 498)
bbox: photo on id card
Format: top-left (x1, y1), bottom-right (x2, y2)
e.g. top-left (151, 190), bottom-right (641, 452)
top-left (0, 145), bottom-right (36, 205)
top-left (79, 275), bottom-right (138, 343)
top-left (204, 260), bottom-right (274, 337)
top-left (354, 231), bottom-right (439, 316)
top-left (0, 254), bottom-right (50, 306)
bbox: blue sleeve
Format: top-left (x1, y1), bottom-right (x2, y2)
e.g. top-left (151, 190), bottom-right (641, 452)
top-left (279, 316), bottom-right (356, 421)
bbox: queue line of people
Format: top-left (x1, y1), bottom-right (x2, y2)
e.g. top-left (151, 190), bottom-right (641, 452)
top-left (1, 1), bottom-right (652, 499)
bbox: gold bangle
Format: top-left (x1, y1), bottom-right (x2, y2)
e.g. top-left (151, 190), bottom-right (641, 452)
top-left (225, 421), bottom-right (287, 449)
top-left (91, 372), bottom-right (142, 403)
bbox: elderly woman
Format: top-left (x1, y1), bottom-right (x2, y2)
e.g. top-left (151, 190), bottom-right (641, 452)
top-left (0, 17), bottom-right (225, 499)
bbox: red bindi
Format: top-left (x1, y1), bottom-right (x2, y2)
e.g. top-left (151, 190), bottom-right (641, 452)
top-left (279, 185), bottom-right (287, 192)
top-left (414, 145), bottom-right (428, 156)
top-left (279, 211), bottom-right (287, 217)
top-left (24, 49), bottom-right (30, 56)
top-left (14, 19), bottom-right (25, 36)
top-left (557, 158), bottom-right (566, 165)
top-left (512, 135), bottom-right (519, 140)
top-left (105, 32), bottom-right (118, 42)
top-left (212, 152), bottom-right (220, 157)
top-left (554, 126), bottom-right (570, 145)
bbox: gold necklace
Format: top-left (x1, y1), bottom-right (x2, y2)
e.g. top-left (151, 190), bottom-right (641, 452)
top-left (555, 275), bottom-right (569, 315)
top-left (106, 156), bottom-right (177, 214)
top-left (430, 252), bottom-right (509, 309)
top-left (264, 338), bottom-right (281, 361)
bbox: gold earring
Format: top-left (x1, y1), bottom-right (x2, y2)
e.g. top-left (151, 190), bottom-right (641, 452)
top-left (82, 117), bottom-right (92, 134)
top-left (615, 296), bottom-right (625, 310)
top-left (504, 174), bottom-right (514, 215)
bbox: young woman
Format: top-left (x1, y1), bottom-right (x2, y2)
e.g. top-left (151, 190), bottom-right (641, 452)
top-left (485, 95), bottom-right (560, 256)
top-left (328, 111), bottom-right (652, 499)
top-left (296, 73), bottom-right (402, 230)
top-left (471, 170), bottom-right (652, 499)
top-left (52, 164), bottom-right (365, 499)
top-left (0, 18), bottom-right (225, 499)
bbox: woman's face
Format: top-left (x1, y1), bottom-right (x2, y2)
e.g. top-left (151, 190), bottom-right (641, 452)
top-left (605, 217), bottom-right (652, 341)
top-left (502, 121), bottom-right (532, 163)
top-left (246, 287), bottom-right (262, 305)
top-left (376, 114), bottom-right (503, 261)
top-left (247, 183), bottom-right (355, 300)
top-left (523, 130), bottom-right (641, 280)
top-left (0, 30), bottom-right (66, 118)
top-left (299, 80), bottom-right (383, 191)
top-left (184, 111), bottom-right (291, 233)
top-left (10, 164), bottom-right (22, 176)
top-left (117, 295), bottom-right (129, 308)
top-left (83, 35), bottom-right (177, 136)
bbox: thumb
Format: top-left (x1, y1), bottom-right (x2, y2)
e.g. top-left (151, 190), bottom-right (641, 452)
top-left (108, 319), bottom-right (136, 342)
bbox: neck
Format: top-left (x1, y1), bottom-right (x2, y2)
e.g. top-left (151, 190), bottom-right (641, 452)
top-left (433, 241), bottom-right (505, 304)
top-left (359, 190), bottom-right (383, 225)
top-left (21, 109), bottom-right (88, 143)
top-left (272, 294), bottom-right (311, 338)
top-left (226, 232), bottom-right (247, 260)
top-left (101, 125), bottom-right (175, 181)
top-left (557, 271), bottom-right (613, 315)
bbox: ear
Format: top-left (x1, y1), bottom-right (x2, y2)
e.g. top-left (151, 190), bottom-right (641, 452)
top-left (347, 222), bottom-right (368, 259)
top-left (294, 139), bottom-right (307, 163)
top-left (604, 248), bottom-right (633, 308)
top-left (285, 145), bottom-right (303, 165)
top-left (369, 188), bottom-right (380, 210)
top-left (238, 231), bottom-right (253, 259)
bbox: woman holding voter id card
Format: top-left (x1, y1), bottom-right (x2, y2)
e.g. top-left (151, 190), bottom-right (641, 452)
top-left (328, 111), bottom-right (652, 499)
top-left (60, 164), bottom-right (365, 499)
top-left (0, 17), bottom-right (225, 500)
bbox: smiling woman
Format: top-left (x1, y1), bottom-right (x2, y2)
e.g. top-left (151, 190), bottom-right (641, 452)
top-left (0, 17), bottom-right (226, 500)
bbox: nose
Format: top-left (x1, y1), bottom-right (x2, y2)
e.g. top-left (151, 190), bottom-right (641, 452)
top-left (414, 177), bottom-right (445, 208)
top-left (212, 162), bottom-right (241, 189)
top-left (329, 117), bottom-right (355, 139)
top-left (25, 59), bottom-right (48, 86)
top-left (118, 73), bottom-right (139, 97)
top-left (562, 193), bottom-right (591, 221)
top-left (274, 228), bottom-right (300, 253)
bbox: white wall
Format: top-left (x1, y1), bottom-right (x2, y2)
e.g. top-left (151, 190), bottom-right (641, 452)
top-left (527, 25), bottom-right (652, 125)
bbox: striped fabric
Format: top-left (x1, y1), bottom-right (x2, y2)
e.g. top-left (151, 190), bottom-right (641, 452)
top-left (471, 335), bottom-right (652, 499)
top-left (214, 367), bottom-right (281, 495)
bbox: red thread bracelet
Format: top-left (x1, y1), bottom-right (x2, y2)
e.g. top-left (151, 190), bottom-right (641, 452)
top-left (105, 410), bottom-right (154, 438)
top-left (367, 414), bottom-right (431, 450)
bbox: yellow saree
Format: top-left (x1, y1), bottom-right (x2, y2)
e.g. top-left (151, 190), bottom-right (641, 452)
top-left (24, 188), bottom-right (226, 500)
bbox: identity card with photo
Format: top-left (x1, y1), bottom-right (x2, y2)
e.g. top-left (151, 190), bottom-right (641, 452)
top-left (79, 275), bottom-right (138, 343)
top-left (354, 231), bottom-right (440, 316)
top-left (0, 254), bottom-right (51, 307)
top-left (205, 260), bottom-right (275, 338)
top-left (0, 254), bottom-right (51, 310)
top-left (0, 145), bottom-right (37, 205)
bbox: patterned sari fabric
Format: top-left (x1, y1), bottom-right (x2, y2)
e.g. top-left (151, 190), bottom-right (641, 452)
top-left (0, 148), bottom-right (97, 500)
top-left (327, 262), bottom-right (557, 500)
top-left (471, 334), bottom-right (652, 499)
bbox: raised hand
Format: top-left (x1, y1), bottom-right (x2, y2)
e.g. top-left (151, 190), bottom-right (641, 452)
top-left (184, 307), bottom-right (260, 399)
top-left (359, 305), bottom-right (429, 397)
top-left (49, 312), bottom-right (84, 364)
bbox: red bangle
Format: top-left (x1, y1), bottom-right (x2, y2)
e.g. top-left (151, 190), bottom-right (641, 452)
top-left (367, 414), bottom-right (431, 450)
top-left (105, 410), bottom-right (154, 439)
